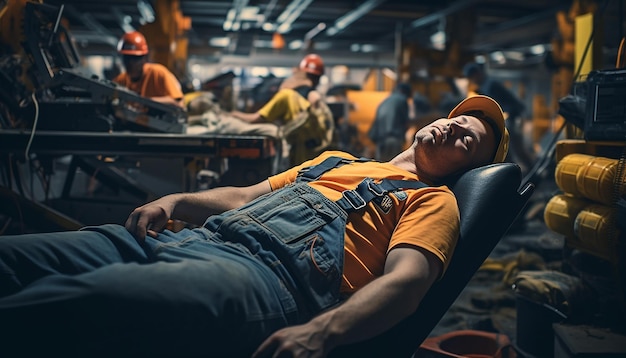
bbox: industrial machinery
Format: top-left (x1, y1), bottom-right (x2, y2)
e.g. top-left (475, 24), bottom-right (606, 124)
top-left (1, 1), bottom-right (186, 133)
top-left (0, 1), bottom-right (276, 232)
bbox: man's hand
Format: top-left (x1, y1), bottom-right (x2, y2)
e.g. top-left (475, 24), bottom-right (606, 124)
top-left (252, 321), bottom-right (331, 358)
top-left (253, 246), bottom-right (442, 358)
top-left (124, 195), bottom-right (178, 241)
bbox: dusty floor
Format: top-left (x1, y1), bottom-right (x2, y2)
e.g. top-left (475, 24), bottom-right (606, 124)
top-left (428, 186), bottom-right (626, 357)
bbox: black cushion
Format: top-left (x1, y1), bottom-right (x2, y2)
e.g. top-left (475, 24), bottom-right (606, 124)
top-left (330, 163), bottom-right (535, 357)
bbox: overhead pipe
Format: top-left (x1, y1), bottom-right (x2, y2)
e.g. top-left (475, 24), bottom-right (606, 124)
top-left (275, 0), bottom-right (314, 33)
top-left (326, 0), bottom-right (387, 37)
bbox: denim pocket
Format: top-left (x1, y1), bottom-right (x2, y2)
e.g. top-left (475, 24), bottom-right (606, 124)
top-left (215, 185), bottom-right (346, 313)
top-left (253, 195), bottom-right (335, 245)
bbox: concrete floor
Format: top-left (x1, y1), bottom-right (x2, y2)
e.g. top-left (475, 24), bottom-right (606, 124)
top-left (427, 191), bottom-right (626, 357)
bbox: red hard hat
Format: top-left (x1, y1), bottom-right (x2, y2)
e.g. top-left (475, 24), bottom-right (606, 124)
top-left (299, 54), bottom-right (324, 76)
top-left (117, 31), bottom-right (149, 56)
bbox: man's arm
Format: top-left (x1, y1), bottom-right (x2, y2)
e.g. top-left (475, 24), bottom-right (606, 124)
top-left (253, 245), bottom-right (442, 357)
top-left (125, 180), bottom-right (272, 240)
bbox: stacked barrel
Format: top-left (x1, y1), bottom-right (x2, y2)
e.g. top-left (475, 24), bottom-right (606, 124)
top-left (545, 153), bottom-right (625, 261)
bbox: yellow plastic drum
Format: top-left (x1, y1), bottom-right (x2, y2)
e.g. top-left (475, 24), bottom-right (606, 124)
top-left (576, 156), bottom-right (620, 205)
top-left (555, 154), bottom-right (592, 197)
top-left (574, 204), bottom-right (618, 260)
top-left (544, 194), bottom-right (589, 238)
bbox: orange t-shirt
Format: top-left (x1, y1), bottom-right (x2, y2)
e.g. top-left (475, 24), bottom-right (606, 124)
top-left (268, 151), bottom-right (460, 293)
top-left (113, 63), bottom-right (183, 101)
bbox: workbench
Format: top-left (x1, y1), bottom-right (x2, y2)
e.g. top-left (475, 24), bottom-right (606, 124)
top-left (0, 129), bottom-right (278, 231)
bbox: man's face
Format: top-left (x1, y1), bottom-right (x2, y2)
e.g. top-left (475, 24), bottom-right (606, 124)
top-left (412, 114), bottom-right (496, 180)
top-left (122, 55), bottom-right (146, 82)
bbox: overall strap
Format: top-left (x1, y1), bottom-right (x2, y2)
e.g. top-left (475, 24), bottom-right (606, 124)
top-left (295, 156), bottom-right (430, 213)
top-left (296, 156), bottom-right (372, 182)
top-left (336, 178), bottom-right (428, 212)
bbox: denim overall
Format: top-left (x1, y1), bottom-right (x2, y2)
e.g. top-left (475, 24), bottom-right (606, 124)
top-left (0, 156), bottom-right (426, 357)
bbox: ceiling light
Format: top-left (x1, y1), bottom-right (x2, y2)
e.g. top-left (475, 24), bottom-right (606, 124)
top-left (223, 0), bottom-right (250, 31)
top-left (430, 30), bottom-right (446, 50)
top-left (276, 0), bottom-right (314, 34)
top-left (305, 23), bottom-right (326, 40)
top-left (239, 6), bottom-right (259, 21)
top-left (223, 9), bottom-right (236, 31)
top-left (209, 37), bottom-right (231, 47)
top-left (137, 0), bottom-right (155, 24)
top-left (530, 44), bottom-right (546, 55)
top-left (490, 51), bottom-right (506, 64)
top-left (361, 44), bottom-right (375, 52)
top-left (289, 40), bottom-right (303, 50)
top-left (326, 0), bottom-right (385, 37)
top-left (273, 0), bottom-right (313, 34)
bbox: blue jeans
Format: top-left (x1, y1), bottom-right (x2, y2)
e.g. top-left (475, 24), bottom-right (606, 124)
top-left (0, 183), bottom-right (346, 357)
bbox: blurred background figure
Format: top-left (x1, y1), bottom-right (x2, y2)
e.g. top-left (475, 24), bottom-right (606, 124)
top-left (367, 83), bottom-right (412, 161)
top-left (463, 62), bottom-right (533, 171)
top-left (114, 31), bottom-right (184, 109)
top-left (228, 54), bottom-right (334, 167)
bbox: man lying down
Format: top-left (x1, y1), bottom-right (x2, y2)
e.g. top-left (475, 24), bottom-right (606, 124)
top-left (0, 95), bottom-right (509, 358)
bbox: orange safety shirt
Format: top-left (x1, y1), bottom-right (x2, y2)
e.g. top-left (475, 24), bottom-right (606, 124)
top-left (268, 151), bottom-right (460, 294)
top-left (114, 63), bottom-right (183, 101)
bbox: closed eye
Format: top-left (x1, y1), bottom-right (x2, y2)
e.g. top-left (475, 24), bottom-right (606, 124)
top-left (464, 135), bottom-right (474, 151)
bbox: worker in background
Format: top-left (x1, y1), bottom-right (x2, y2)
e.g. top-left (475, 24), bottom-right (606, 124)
top-left (368, 83), bottom-right (412, 161)
top-left (230, 54), bottom-right (334, 167)
top-left (113, 31), bottom-right (184, 109)
top-left (463, 62), bottom-right (533, 171)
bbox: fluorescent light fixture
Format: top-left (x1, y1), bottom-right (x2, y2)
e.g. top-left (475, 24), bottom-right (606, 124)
top-left (223, 0), bottom-right (251, 31)
top-left (137, 0), bottom-right (155, 24)
top-left (277, 0), bottom-right (313, 34)
top-left (361, 44), bottom-right (375, 52)
top-left (209, 37), bottom-right (231, 47)
top-left (223, 9), bottom-right (236, 31)
top-left (275, 0), bottom-right (314, 34)
top-left (430, 30), bottom-right (446, 50)
top-left (326, 0), bottom-right (385, 36)
top-left (305, 23), bottom-right (326, 40)
top-left (289, 39), bottom-right (303, 49)
top-left (240, 6), bottom-right (259, 21)
top-left (262, 22), bottom-right (275, 31)
top-left (490, 51), bottom-right (505, 64)
top-left (276, 0), bottom-right (303, 24)
top-left (530, 44), bottom-right (546, 55)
